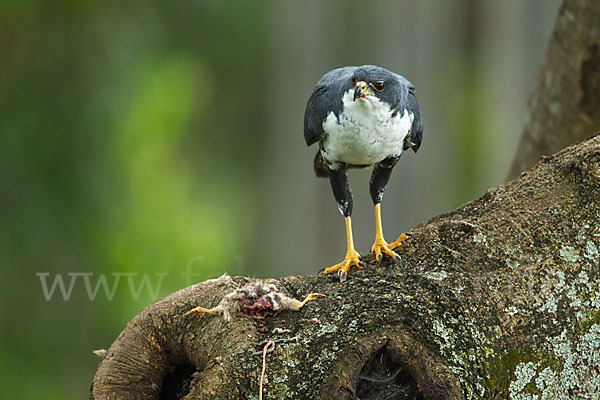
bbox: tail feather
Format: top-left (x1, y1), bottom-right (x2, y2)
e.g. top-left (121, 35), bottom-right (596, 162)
top-left (313, 151), bottom-right (330, 178)
top-left (313, 151), bottom-right (370, 177)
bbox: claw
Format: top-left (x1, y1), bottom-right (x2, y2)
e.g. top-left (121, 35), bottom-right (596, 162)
top-left (371, 204), bottom-right (411, 264)
top-left (323, 216), bottom-right (362, 281)
top-left (371, 238), bottom-right (400, 264)
top-left (323, 248), bottom-right (362, 279)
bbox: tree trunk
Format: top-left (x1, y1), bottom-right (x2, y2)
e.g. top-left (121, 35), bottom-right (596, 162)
top-left (90, 134), bottom-right (600, 399)
top-left (506, 0), bottom-right (600, 180)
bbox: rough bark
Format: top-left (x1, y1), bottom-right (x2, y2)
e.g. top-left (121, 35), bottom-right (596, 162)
top-left (506, 0), bottom-right (600, 181)
top-left (91, 134), bottom-right (600, 399)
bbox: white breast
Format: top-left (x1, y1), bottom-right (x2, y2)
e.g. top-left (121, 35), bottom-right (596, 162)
top-left (321, 89), bottom-right (412, 166)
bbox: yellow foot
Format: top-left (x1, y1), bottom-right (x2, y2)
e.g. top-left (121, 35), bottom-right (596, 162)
top-left (390, 232), bottom-right (412, 250)
top-left (370, 204), bottom-right (412, 265)
top-left (371, 238), bottom-right (401, 264)
top-left (321, 249), bottom-right (364, 281)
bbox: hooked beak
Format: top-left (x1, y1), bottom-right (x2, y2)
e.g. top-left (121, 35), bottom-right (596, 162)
top-left (353, 81), bottom-right (369, 101)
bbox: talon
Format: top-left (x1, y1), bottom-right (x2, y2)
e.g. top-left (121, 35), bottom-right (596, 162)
top-left (323, 257), bottom-right (352, 275)
top-left (370, 204), bottom-right (407, 263)
top-left (322, 216), bottom-right (362, 280)
top-left (323, 248), bottom-right (362, 278)
top-left (371, 237), bottom-right (401, 263)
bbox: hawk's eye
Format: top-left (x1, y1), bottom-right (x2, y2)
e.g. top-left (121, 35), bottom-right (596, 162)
top-left (351, 76), bottom-right (356, 84)
top-left (373, 81), bottom-right (385, 91)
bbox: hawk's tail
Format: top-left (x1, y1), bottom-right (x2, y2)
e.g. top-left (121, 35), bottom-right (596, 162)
top-left (313, 151), bottom-right (329, 178)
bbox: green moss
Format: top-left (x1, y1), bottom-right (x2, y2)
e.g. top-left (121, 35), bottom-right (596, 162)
top-left (573, 307), bottom-right (600, 338)
top-left (271, 382), bottom-right (290, 398)
top-left (484, 350), bottom-right (562, 399)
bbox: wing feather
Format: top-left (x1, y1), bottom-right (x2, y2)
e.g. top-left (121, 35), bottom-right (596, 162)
top-left (392, 75), bottom-right (423, 153)
top-left (303, 66), bottom-right (356, 146)
top-left (405, 85), bottom-right (423, 152)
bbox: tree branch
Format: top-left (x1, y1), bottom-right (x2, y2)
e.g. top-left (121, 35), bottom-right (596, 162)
top-left (91, 134), bottom-right (600, 399)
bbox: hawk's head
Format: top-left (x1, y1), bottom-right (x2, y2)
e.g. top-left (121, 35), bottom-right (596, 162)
top-left (349, 65), bottom-right (401, 107)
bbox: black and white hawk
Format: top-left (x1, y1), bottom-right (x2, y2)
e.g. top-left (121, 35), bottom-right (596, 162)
top-left (304, 65), bottom-right (423, 280)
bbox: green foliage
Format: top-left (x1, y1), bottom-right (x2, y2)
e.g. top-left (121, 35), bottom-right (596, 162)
top-left (0, 2), bottom-right (267, 398)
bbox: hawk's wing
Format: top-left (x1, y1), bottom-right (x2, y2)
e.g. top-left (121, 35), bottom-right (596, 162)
top-left (303, 66), bottom-right (356, 146)
top-left (393, 75), bottom-right (423, 153)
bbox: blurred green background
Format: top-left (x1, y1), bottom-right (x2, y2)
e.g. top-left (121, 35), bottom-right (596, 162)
top-left (0, 1), bottom-right (561, 398)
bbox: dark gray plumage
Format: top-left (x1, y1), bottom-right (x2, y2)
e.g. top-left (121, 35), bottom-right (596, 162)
top-left (304, 66), bottom-right (355, 147)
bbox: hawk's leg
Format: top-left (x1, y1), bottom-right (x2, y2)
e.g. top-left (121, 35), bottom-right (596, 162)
top-left (369, 157), bottom-right (409, 263)
top-left (322, 216), bottom-right (363, 280)
top-left (322, 163), bottom-right (364, 280)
